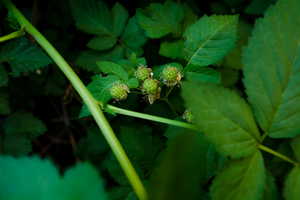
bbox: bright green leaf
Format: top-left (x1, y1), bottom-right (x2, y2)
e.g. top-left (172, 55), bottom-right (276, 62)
top-left (97, 61), bottom-right (129, 80)
top-left (182, 82), bottom-right (260, 158)
top-left (136, 1), bottom-right (184, 38)
top-left (184, 15), bottom-right (238, 67)
top-left (211, 151), bottom-right (266, 200)
top-left (0, 38), bottom-right (52, 76)
top-left (243, 0), bottom-right (300, 138)
top-left (284, 166), bottom-right (300, 200)
top-left (126, 78), bottom-right (139, 89)
top-left (0, 156), bottom-right (108, 200)
top-left (87, 35), bottom-right (117, 51)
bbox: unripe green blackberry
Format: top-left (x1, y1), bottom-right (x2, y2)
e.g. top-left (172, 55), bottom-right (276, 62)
top-left (135, 66), bottom-right (152, 81)
top-left (110, 83), bottom-right (129, 101)
top-left (183, 110), bottom-right (193, 123)
top-left (161, 66), bottom-right (182, 86)
top-left (142, 78), bottom-right (159, 95)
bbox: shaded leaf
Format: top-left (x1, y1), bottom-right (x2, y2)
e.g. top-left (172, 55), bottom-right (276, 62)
top-left (159, 40), bottom-right (184, 59)
top-left (87, 35), bottom-right (117, 51)
top-left (284, 166), bottom-right (300, 200)
top-left (97, 61), bottom-right (129, 80)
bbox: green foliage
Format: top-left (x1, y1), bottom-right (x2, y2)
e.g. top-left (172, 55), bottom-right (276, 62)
top-left (0, 156), bottom-right (108, 200)
top-left (0, 38), bottom-right (52, 76)
top-left (182, 82), bottom-right (260, 158)
top-left (211, 151), bottom-right (266, 200)
top-left (2, 0), bottom-right (300, 200)
top-left (136, 1), bottom-right (184, 38)
top-left (243, 0), bottom-right (300, 138)
top-left (184, 15), bottom-right (238, 67)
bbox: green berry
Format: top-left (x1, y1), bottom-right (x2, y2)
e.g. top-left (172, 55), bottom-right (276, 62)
top-left (142, 78), bottom-right (159, 94)
top-left (183, 110), bottom-right (193, 123)
top-left (110, 83), bottom-right (129, 101)
top-left (161, 66), bottom-right (182, 86)
top-left (135, 66), bottom-right (152, 81)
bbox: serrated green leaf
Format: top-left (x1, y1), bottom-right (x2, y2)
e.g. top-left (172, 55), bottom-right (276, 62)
top-left (4, 112), bottom-right (47, 139)
top-left (211, 151), bottom-right (266, 200)
top-left (0, 65), bottom-right (8, 87)
top-left (184, 15), bottom-right (238, 67)
top-left (284, 166), bottom-right (300, 200)
top-left (87, 35), bottom-right (117, 51)
top-left (112, 3), bottom-right (129, 37)
top-left (136, 1), bottom-right (184, 38)
top-left (0, 90), bottom-right (10, 115)
top-left (182, 82), bottom-right (260, 158)
top-left (0, 156), bottom-right (108, 200)
top-left (69, 0), bottom-right (112, 35)
top-left (185, 68), bottom-right (221, 84)
top-left (243, 0), bottom-right (300, 138)
top-left (79, 75), bottom-right (120, 118)
top-left (97, 61), bottom-right (129, 80)
top-left (121, 17), bottom-right (147, 52)
top-left (0, 38), bottom-right (52, 76)
top-left (149, 131), bottom-right (224, 200)
top-left (75, 46), bottom-right (125, 73)
top-left (159, 40), bottom-right (184, 59)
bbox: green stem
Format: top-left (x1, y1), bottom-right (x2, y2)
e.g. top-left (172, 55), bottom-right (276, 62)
top-left (0, 29), bottom-right (25, 42)
top-left (1, 1), bottom-right (147, 199)
top-left (106, 104), bottom-right (197, 130)
top-left (258, 144), bottom-right (298, 166)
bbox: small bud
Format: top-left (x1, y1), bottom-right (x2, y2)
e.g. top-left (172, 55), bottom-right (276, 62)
top-left (142, 78), bottom-right (159, 95)
top-left (110, 83), bottom-right (129, 101)
top-left (135, 66), bottom-right (152, 81)
top-left (183, 110), bottom-right (193, 123)
top-left (161, 66), bottom-right (182, 86)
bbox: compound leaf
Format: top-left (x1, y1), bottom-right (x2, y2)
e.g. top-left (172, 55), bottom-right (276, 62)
top-left (182, 82), bottom-right (260, 158)
top-left (184, 15), bottom-right (238, 67)
top-left (243, 0), bottom-right (300, 138)
top-left (136, 1), bottom-right (184, 38)
top-left (211, 151), bottom-right (266, 200)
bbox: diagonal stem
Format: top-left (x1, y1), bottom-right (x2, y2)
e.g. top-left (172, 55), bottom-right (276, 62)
top-left (0, 29), bottom-right (25, 42)
top-left (1, 0), bottom-right (147, 199)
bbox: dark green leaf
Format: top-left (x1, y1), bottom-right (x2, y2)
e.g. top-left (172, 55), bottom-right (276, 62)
top-left (97, 61), bottom-right (129, 80)
top-left (185, 68), bottom-right (221, 84)
top-left (136, 1), bottom-right (184, 38)
top-left (112, 3), bottom-right (129, 37)
top-left (184, 15), bottom-right (238, 67)
top-left (211, 151), bottom-right (266, 200)
top-left (284, 166), bottom-right (300, 200)
top-left (0, 65), bottom-right (8, 87)
top-left (243, 0), bottom-right (300, 138)
top-left (182, 82), bottom-right (260, 158)
top-left (87, 35), bottom-right (117, 51)
top-left (159, 40), bottom-right (184, 59)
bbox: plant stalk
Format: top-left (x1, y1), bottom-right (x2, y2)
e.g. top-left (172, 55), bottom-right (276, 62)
top-left (0, 29), bottom-right (24, 42)
top-left (106, 104), bottom-right (197, 130)
top-left (1, 0), bottom-right (147, 199)
top-left (258, 144), bottom-right (298, 166)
